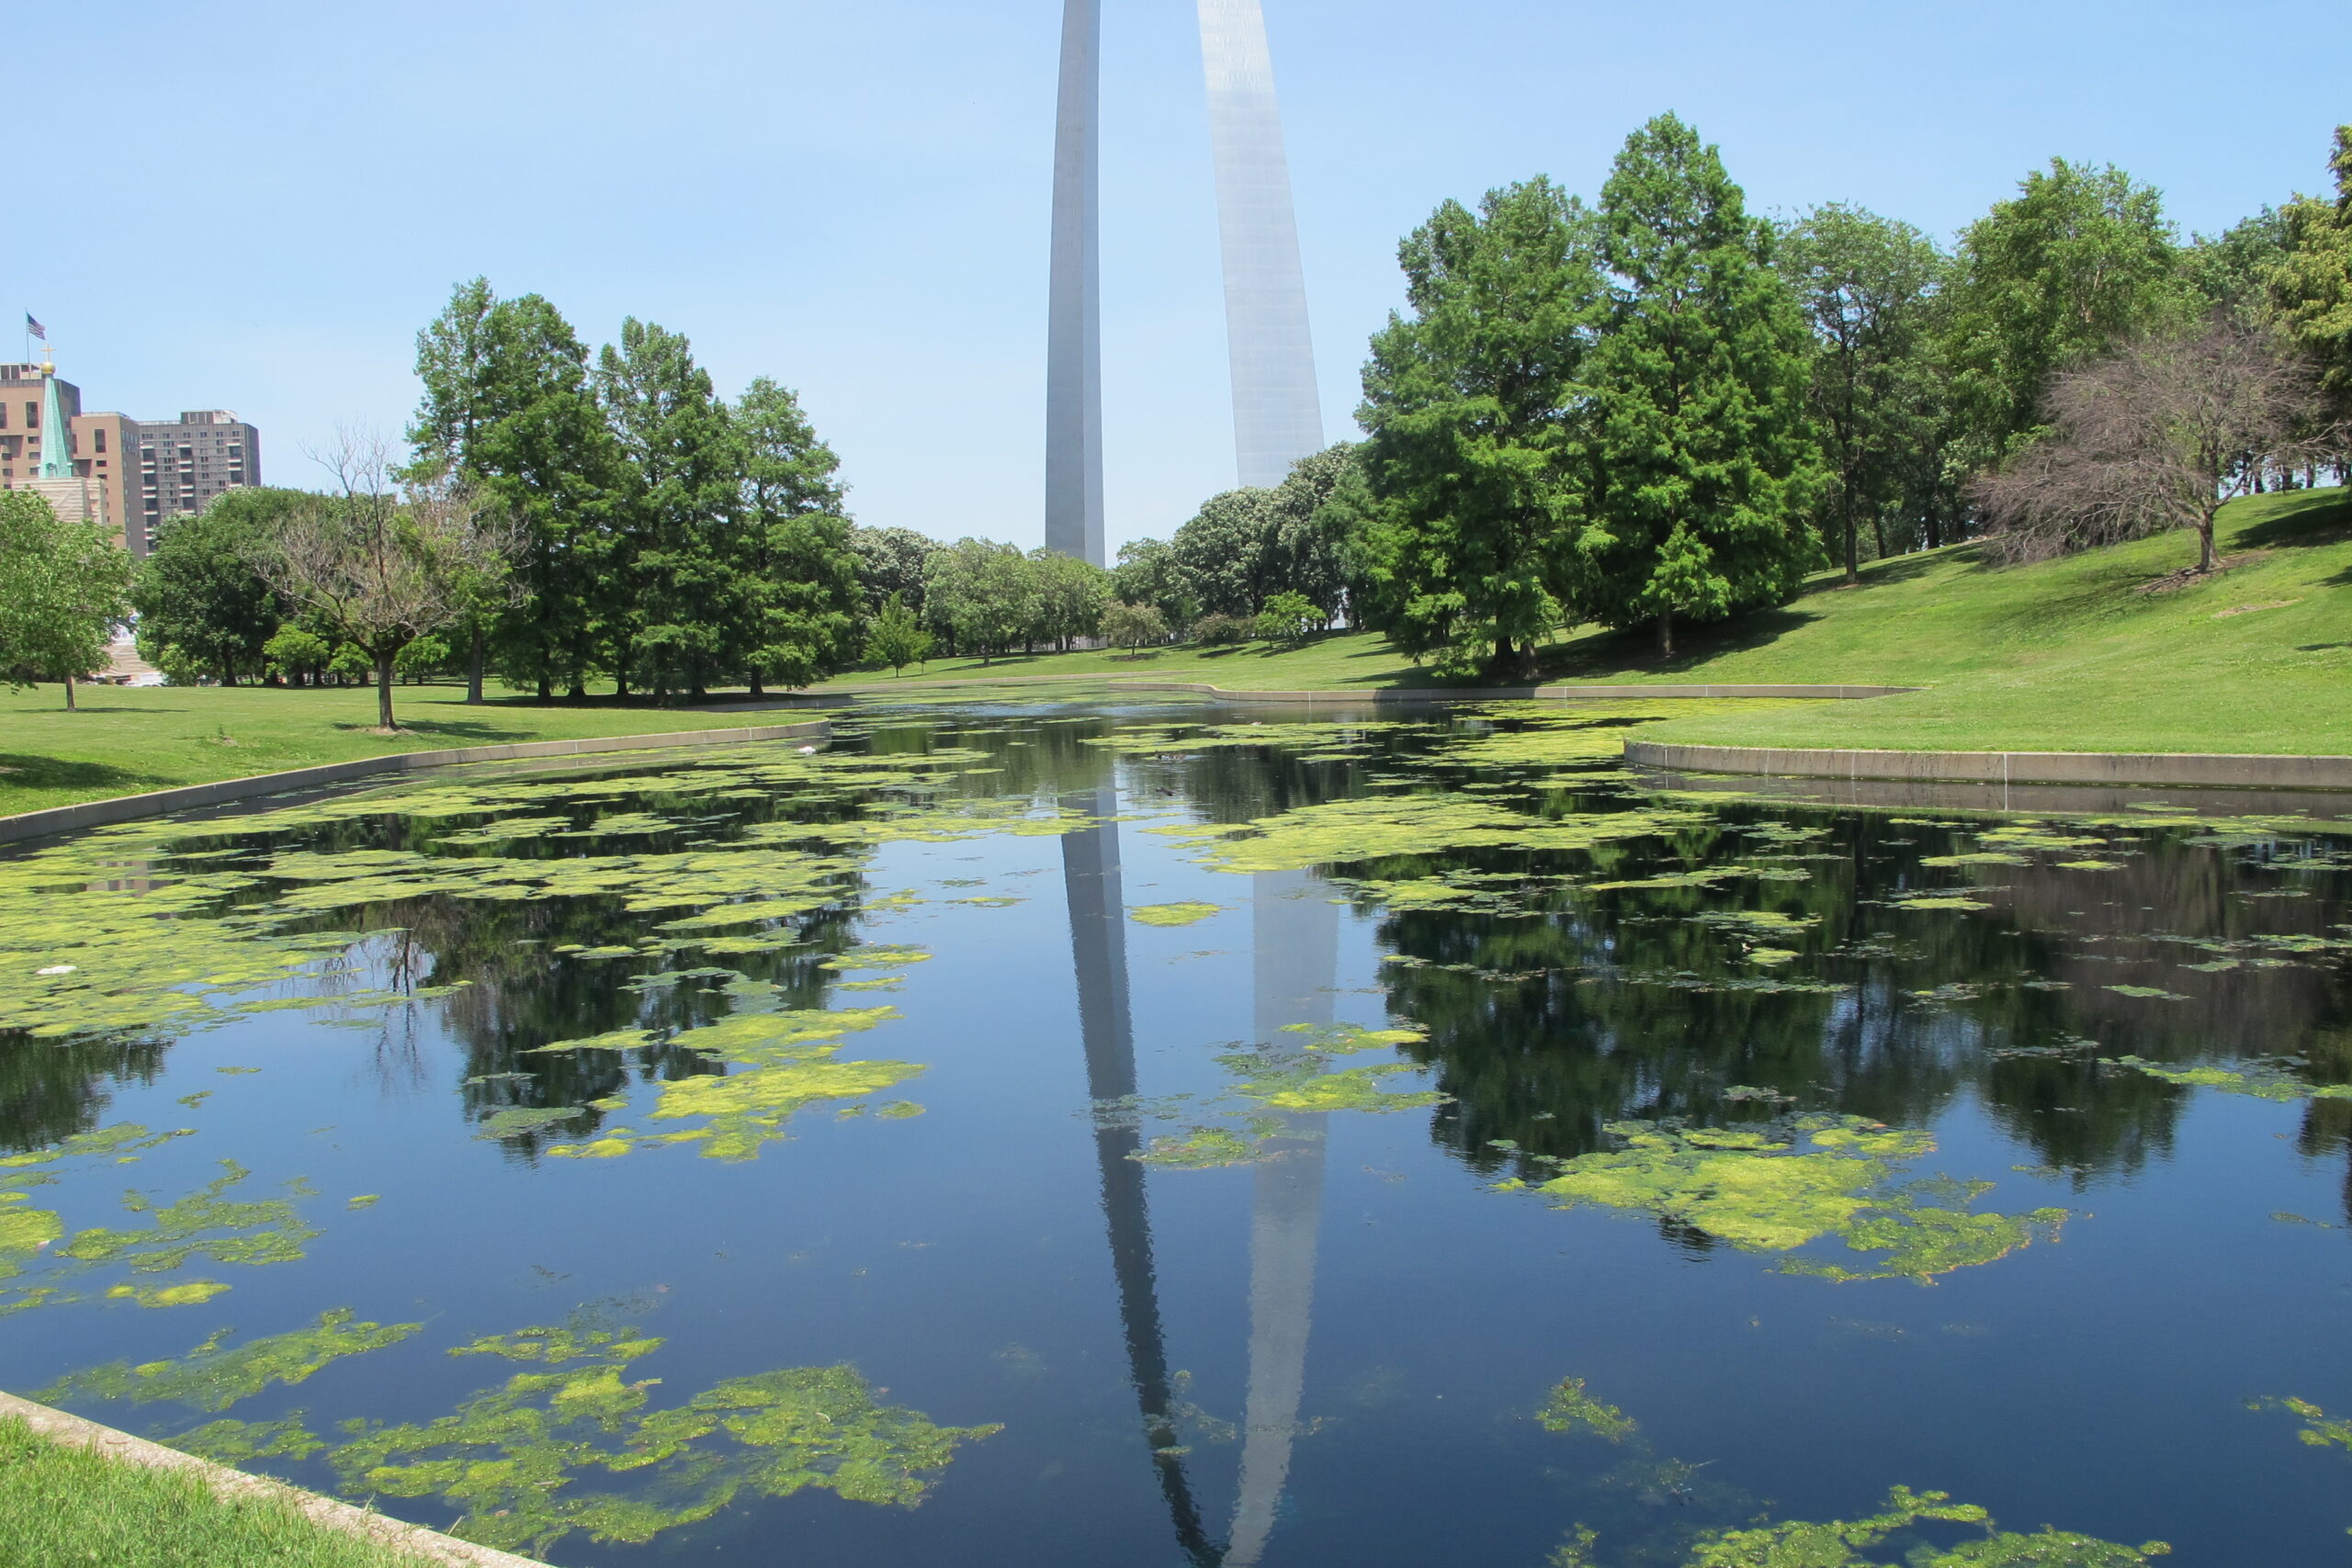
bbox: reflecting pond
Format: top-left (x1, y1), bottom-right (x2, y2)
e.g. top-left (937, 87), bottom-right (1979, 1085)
top-left (5, 698), bottom-right (2352, 1566)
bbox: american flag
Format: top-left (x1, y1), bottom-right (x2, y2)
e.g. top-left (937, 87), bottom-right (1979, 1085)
top-left (24, 314), bottom-right (43, 341)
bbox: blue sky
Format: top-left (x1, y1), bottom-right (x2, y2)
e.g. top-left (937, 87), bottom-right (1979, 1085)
top-left (20, 0), bottom-right (2345, 554)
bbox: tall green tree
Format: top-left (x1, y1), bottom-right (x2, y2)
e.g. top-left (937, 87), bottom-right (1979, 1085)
top-left (1264, 444), bottom-right (1362, 626)
top-left (1111, 537), bottom-right (1196, 633)
top-left (848, 525), bottom-right (935, 618)
top-left (1026, 548), bottom-right (1112, 650)
top-left (1940, 159), bottom-right (2188, 471)
top-left (411, 281), bottom-right (624, 702)
top-left (2269, 125), bottom-right (2352, 425)
top-left (130, 487), bottom-right (307, 684)
top-left (596, 320), bottom-right (742, 701)
top-left (0, 491), bottom-right (136, 710)
top-left (1779, 205), bottom-right (1951, 581)
top-left (1170, 488), bottom-right (1283, 621)
top-left (732, 377), bottom-right (862, 694)
top-left (922, 538), bottom-right (1035, 662)
top-left (1356, 176), bottom-right (1601, 673)
top-left (1583, 115), bottom-right (1822, 657)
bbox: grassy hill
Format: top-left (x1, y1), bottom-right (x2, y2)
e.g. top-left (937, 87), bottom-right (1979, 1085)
top-left (831, 486), bottom-right (2352, 756)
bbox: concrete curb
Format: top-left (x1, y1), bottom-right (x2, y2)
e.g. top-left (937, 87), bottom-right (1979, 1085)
top-left (0, 721), bottom-right (832, 846)
top-left (1625, 739), bottom-right (2352, 792)
top-left (783, 674), bottom-right (1915, 704)
top-left (0, 1390), bottom-right (544, 1567)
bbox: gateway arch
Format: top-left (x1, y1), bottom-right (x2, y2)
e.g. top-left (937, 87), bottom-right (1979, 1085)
top-left (1045, 0), bottom-right (1326, 565)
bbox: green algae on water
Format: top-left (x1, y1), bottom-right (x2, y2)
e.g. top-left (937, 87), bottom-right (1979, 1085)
top-left (1507, 1118), bottom-right (2064, 1283)
top-left (328, 1315), bottom-right (1001, 1556)
top-left (1129, 902), bottom-right (1225, 928)
top-left (2108, 1056), bottom-right (2352, 1101)
top-left (42, 1307), bottom-right (423, 1412)
top-left (1537, 1377), bottom-right (1637, 1442)
top-left (1665, 1485), bottom-right (2170, 1567)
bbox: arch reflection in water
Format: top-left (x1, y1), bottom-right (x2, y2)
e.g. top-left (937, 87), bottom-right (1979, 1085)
top-left (1059, 782), bottom-right (1219, 1562)
top-left (1227, 865), bottom-right (1339, 1566)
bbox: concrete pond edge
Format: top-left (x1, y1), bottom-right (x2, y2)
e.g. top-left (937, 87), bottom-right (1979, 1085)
top-left (0, 1390), bottom-right (544, 1567)
top-left (0, 721), bottom-right (833, 846)
top-left (1625, 739), bottom-right (2352, 792)
top-left (752, 674), bottom-right (1920, 705)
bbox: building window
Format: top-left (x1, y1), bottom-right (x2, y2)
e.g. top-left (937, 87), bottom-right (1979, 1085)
top-left (93, 429), bottom-right (105, 454)
top-left (24, 403), bottom-right (35, 428)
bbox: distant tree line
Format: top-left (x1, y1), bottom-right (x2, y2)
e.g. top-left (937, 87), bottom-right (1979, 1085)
top-left (121, 118), bottom-right (2352, 697)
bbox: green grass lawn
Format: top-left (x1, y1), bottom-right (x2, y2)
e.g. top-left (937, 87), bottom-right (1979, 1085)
top-left (0, 685), bottom-right (805, 819)
top-left (0, 1415), bottom-right (439, 1567)
top-left (828, 486), bottom-right (2352, 756)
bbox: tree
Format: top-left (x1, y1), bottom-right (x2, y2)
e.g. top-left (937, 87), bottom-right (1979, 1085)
top-left (1111, 537), bottom-right (1196, 634)
top-left (410, 281), bottom-right (625, 703)
top-left (864, 600), bottom-right (933, 675)
top-left (848, 525), bottom-right (935, 617)
top-left (734, 377), bottom-right (861, 693)
top-left (2269, 125), bottom-right (2352, 427)
top-left (130, 487), bottom-right (307, 684)
top-left (922, 538), bottom-right (1035, 662)
top-left (2187, 209), bottom-right (2291, 322)
top-left (1356, 176), bottom-right (1601, 673)
top-left (1102, 601), bottom-right (1167, 657)
top-left (1026, 548), bottom-right (1111, 650)
top-left (1584, 115), bottom-right (1823, 658)
top-left (1253, 591), bottom-right (1317, 647)
top-left (1973, 315), bottom-right (2337, 570)
top-left (0, 491), bottom-right (134, 710)
top-left (1941, 159), bottom-right (2189, 472)
top-left (1170, 488), bottom-right (1283, 620)
top-left (1263, 444), bottom-right (1362, 626)
top-left (596, 319), bottom-right (741, 701)
top-left (1779, 206), bottom-right (1951, 581)
top-left (256, 435), bottom-right (515, 730)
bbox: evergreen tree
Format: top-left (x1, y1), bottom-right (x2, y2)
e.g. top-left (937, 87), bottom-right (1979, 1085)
top-left (1356, 177), bottom-right (1600, 673)
top-left (596, 320), bottom-right (742, 701)
top-left (130, 488), bottom-right (307, 684)
top-left (1584, 115), bottom-right (1823, 658)
top-left (734, 377), bottom-right (861, 694)
top-left (411, 281), bottom-right (623, 701)
top-left (1940, 159), bottom-right (2188, 471)
top-left (1778, 205), bottom-right (1951, 581)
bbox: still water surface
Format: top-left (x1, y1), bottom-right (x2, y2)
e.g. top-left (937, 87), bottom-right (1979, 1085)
top-left (4, 700), bottom-right (2352, 1566)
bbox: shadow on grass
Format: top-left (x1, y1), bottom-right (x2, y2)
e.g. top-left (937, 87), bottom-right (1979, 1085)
top-left (330, 717), bottom-right (538, 742)
top-left (2231, 490), bottom-right (2352, 551)
top-left (0, 754), bottom-right (178, 795)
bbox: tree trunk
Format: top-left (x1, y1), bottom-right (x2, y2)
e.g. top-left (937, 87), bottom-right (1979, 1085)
top-left (376, 652), bottom-right (398, 729)
top-left (467, 627), bottom-right (486, 705)
top-left (748, 676), bottom-right (765, 699)
top-left (2198, 510), bottom-right (2217, 573)
top-left (1871, 513), bottom-right (1887, 563)
top-left (1657, 611), bottom-right (1675, 661)
top-left (220, 663), bottom-right (237, 688)
top-left (567, 682), bottom-right (586, 704)
top-left (1843, 491), bottom-right (1859, 586)
top-left (1925, 508), bottom-right (1942, 551)
top-left (63, 674), bottom-right (76, 711)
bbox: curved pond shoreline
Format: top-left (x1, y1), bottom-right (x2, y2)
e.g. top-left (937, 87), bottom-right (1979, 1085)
top-left (0, 1391), bottom-right (544, 1567)
top-left (1628, 738), bottom-right (2352, 793)
top-left (0, 721), bottom-right (832, 846)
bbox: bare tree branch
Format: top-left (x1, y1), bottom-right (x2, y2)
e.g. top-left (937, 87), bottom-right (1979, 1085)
top-left (1973, 314), bottom-right (2344, 571)
top-left (254, 427), bottom-right (518, 730)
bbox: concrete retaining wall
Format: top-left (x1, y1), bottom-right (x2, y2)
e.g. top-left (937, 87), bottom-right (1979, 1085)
top-left (0, 1389), bottom-right (544, 1566)
top-left (0, 722), bottom-right (831, 846)
top-left (1626, 739), bottom-right (2352, 792)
